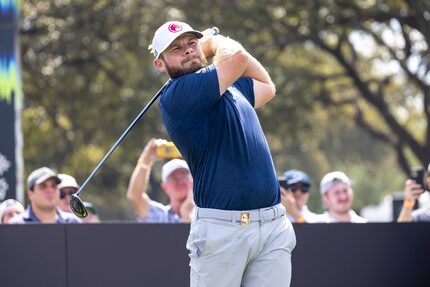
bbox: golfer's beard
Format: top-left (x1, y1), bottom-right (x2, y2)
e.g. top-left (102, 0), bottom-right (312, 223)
top-left (165, 57), bottom-right (208, 79)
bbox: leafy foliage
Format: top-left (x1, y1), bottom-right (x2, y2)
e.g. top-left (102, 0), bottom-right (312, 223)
top-left (20, 0), bottom-right (428, 219)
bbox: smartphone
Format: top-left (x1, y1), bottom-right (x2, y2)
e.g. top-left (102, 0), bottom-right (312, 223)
top-left (278, 177), bottom-right (288, 189)
top-left (410, 166), bottom-right (425, 189)
top-left (156, 142), bottom-right (182, 158)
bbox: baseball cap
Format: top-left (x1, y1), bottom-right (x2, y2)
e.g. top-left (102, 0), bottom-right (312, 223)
top-left (27, 167), bottom-right (61, 190)
top-left (283, 170), bottom-right (311, 187)
top-left (149, 21), bottom-right (203, 58)
top-left (58, 174), bottom-right (80, 190)
top-left (161, 159), bottom-right (190, 182)
top-left (0, 199), bottom-right (25, 222)
top-left (320, 171), bottom-right (351, 195)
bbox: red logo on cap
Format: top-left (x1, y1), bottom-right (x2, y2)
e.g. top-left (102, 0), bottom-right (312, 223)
top-left (168, 23), bottom-right (183, 33)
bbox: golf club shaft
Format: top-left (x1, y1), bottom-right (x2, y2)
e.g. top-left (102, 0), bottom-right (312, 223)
top-left (75, 80), bottom-right (171, 195)
top-left (75, 26), bottom-right (219, 196)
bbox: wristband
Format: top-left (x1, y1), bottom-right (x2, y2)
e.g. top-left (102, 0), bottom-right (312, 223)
top-left (403, 199), bottom-right (415, 209)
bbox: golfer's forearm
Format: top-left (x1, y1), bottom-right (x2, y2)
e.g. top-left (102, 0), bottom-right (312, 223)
top-left (210, 36), bottom-right (273, 85)
top-left (209, 35), bottom-right (244, 65)
top-left (242, 54), bottom-right (274, 86)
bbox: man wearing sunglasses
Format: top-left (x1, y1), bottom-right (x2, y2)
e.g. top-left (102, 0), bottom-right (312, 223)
top-left (58, 173), bottom-right (80, 213)
top-left (280, 169), bottom-right (318, 223)
top-left (9, 167), bottom-right (80, 224)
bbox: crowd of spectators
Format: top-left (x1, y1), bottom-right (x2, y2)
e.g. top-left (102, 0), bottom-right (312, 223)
top-left (0, 141), bottom-right (428, 224)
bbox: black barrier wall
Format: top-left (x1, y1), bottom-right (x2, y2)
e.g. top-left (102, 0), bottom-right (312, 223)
top-left (1, 223), bottom-right (429, 287)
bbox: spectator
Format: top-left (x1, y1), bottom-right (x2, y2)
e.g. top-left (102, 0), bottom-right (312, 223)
top-left (9, 167), bottom-right (80, 224)
top-left (0, 199), bottom-right (25, 224)
top-left (280, 169), bottom-right (318, 223)
top-left (315, 171), bottom-right (367, 223)
top-left (127, 138), bottom-right (194, 223)
top-left (82, 201), bottom-right (101, 223)
top-left (57, 173), bottom-right (79, 213)
top-left (398, 164), bottom-right (430, 222)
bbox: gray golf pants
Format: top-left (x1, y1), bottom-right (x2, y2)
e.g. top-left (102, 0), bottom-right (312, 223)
top-left (186, 204), bottom-right (296, 287)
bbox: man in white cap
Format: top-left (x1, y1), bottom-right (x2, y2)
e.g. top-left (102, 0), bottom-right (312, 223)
top-left (127, 138), bottom-right (194, 223)
top-left (0, 199), bottom-right (25, 224)
top-left (58, 173), bottom-right (80, 213)
top-left (150, 21), bottom-right (295, 287)
top-left (9, 167), bottom-right (80, 224)
top-left (316, 171), bottom-right (367, 223)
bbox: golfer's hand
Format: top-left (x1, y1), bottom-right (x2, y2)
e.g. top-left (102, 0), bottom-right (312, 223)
top-left (199, 35), bottom-right (216, 59)
top-left (138, 138), bottom-right (167, 166)
top-left (404, 179), bottom-right (424, 200)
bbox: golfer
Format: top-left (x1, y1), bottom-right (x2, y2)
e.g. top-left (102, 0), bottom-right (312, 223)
top-left (150, 21), bottom-right (296, 287)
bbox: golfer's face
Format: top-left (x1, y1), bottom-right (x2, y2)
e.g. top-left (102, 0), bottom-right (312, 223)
top-left (323, 183), bottom-right (353, 214)
top-left (163, 169), bottom-right (192, 200)
top-left (159, 34), bottom-right (207, 78)
top-left (29, 178), bottom-right (60, 209)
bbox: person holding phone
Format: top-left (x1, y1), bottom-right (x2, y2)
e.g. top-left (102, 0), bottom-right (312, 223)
top-left (398, 164), bottom-right (430, 222)
top-left (279, 169), bottom-right (318, 223)
top-left (127, 138), bottom-right (195, 223)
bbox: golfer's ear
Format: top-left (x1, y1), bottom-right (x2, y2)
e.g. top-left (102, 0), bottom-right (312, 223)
top-left (153, 58), bottom-right (166, 72)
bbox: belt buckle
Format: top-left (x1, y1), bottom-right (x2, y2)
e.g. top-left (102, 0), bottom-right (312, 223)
top-left (240, 211), bottom-right (250, 226)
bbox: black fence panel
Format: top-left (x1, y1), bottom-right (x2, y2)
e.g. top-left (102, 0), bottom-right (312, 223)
top-left (66, 223), bottom-right (190, 287)
top-left (291, 223), bottom-right (430, 287)
top-left (1, 223), bottom-right (430, 287)
top-left (0, 224), bottom-right (67, 287)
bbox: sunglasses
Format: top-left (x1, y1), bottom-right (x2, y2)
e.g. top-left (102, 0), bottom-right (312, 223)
top-left (287, 184), bottom-right (310, 193)
top-left (60, 190), bottom-right (75, 199)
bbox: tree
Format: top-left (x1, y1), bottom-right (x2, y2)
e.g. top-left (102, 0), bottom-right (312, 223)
top-left (273, 0), bottom-right (430, 174)
top-left (21, 0), bottom-right (424, 217)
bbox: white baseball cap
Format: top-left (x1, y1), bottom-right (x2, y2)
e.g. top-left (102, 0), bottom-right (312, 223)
top-left (27, 167), bottom-right (61, 190)
top-left (58, 174), bottom-right (80, 190)
top-left (149, 21), bottom-right (203, 58)
top-left (320, 171), bottom-right (351, 195)
top-left (161, 159), bottom-right (190, 182)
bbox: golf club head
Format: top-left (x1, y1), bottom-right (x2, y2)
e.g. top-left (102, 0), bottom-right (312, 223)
top-left (70, 194), bottom-right (88, 218)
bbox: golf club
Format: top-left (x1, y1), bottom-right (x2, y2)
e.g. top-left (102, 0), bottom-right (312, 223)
top-left (71, 26), bottom-right (220, 218)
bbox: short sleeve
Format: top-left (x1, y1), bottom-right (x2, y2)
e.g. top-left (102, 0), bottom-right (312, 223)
top-left (160, 65), bottom-right (220, 126)
top-left (233, 77), bottom-right (254, 107)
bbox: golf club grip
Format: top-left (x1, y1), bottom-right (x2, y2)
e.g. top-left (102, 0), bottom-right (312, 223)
top-left (201, 27), bottom-right (220, 36)
top-left (75, 79), bottom-right (171, 196)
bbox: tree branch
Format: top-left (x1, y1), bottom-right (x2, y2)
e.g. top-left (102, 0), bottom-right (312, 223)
top-left (310, 32), bottom-right (426, 159)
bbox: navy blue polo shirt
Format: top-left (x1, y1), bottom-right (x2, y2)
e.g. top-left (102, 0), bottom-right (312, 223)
top-left (158, 64), bottom-right (279, 210)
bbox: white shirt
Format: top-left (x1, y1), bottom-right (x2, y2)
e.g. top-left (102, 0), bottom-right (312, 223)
top-left (314, 210), bottom-right (368, 223)
top-left (286, 205), bottom-right (319, 223)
